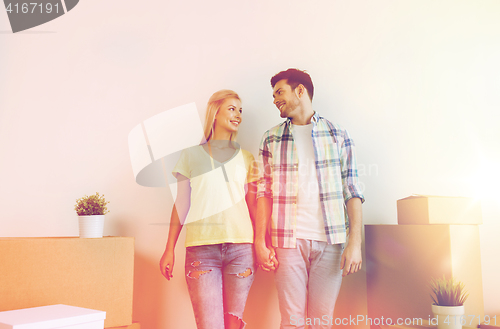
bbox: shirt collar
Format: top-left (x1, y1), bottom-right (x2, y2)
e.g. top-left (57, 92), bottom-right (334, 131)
top-left (285, 111), bottom-right (320, 127)
top-left (311, 111), bottom-right (320, 123)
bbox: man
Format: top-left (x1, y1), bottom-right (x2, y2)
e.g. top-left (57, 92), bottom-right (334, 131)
top-left (255, 68), bottom-right (365, 329)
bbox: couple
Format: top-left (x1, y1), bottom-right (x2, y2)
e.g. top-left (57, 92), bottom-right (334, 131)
top-left (160, 68), bottom-right (365, 329)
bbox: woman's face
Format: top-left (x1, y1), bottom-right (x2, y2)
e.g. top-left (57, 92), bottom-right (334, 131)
top-left (214, 98), bottom-right (242, 134)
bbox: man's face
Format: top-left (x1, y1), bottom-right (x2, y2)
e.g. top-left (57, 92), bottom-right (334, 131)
top-left (272, 79), bottom-right (300, 119)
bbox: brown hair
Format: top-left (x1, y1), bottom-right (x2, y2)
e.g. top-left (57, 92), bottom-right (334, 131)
top-left (271, 68), bottom-right (314, 101)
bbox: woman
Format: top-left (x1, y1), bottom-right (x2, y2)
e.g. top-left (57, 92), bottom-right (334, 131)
top-left (160, 90), bottom-right (257, 329)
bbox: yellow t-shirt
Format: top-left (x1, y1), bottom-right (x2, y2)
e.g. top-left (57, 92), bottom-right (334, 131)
top-left (172, 144), bottom-right (258, 247)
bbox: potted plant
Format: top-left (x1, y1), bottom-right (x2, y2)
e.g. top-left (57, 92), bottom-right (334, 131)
top-left (74, 192), bottom-right (110, 238)
top-left (430, 276), bottom-right (469, 329)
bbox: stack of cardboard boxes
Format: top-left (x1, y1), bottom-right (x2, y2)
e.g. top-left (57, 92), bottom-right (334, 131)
top-left (0, 237), bottom-right (138, 329)
top-left (365, 195), bottom-right (484, 328)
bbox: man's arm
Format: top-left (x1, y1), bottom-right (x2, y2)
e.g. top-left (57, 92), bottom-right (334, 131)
top-left (340, 197), bottom-right (363, 277)
top-left (245, 181), bottom-right (257, 226)
top-left (254, 132), bottom-right (278, 271)
top-left (337, 127), bottom-right (364, 277)
top-left (255, 197), bottom-right (278, 271)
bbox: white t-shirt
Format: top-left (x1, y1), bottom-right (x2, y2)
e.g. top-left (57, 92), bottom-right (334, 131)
top-left (292, 123), bottom-right (327, 242)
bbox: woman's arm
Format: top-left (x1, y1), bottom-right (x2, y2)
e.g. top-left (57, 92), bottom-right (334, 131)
top-left (160, 175), bottom-right (191, 280)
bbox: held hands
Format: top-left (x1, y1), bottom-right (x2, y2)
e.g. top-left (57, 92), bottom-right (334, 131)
top-left (160, 250), bottom-right (175, 280)
top-left (340, 241), bottom-right (362, 277)
top-left (255, 243), bottom-right (278, 271)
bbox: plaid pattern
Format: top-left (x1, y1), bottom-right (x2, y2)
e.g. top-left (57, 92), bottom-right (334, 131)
top-left (257, 112), bottom-right (365, 248)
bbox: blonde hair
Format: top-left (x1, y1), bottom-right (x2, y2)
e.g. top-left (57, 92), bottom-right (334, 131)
top-left (202, 89), bottom-right (241, 142)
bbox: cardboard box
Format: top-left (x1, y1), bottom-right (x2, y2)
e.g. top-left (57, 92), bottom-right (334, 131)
top-left (365, 225), bottom-right (484, 328)
top-left (106, 323), bottom-right (140, 329)
top-left (480, 319), bottom-right (500, 329)
top-left (397, 195), bottom-right (482, 225)
top-left (0, 304), bottom-right (105, 329)
top-left (0, 237), bottom-right (134, 328)
top-left (379, 319), bottom-right (478, 329)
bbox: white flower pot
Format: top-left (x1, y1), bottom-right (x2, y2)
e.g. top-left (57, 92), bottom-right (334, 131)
top-left (78, 215), bottom-right (105, 238)
top-left (432, 304), bottom-right (465, 329)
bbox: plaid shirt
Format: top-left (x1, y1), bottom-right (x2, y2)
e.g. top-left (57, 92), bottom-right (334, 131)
top-left (257, 112), bottom-right (365, 248)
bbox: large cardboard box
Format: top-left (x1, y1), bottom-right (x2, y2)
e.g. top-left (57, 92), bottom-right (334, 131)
top-left (397, 195), bottom-right (482, 225)
top-left (480, 318), bottom-right (500, 329)
top-left (106, 324), bottom-right (140, 329)
top-left (365, 225), bottom-right (484, 328)
top-left (0, 304), bottom-right (105, 329)
top-left (0, 237), bottom-right (134, 328)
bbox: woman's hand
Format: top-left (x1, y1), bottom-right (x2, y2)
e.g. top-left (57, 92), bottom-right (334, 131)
top-left (160, 249), bottom-right (175, 280)
top-left (160, 175), bottom-right (190, 281)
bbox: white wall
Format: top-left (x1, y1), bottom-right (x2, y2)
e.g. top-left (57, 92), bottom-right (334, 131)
top-left (1, 1), bottom-right (499, 328)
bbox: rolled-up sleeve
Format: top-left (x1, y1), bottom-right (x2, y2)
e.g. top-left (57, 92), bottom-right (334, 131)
top-left (340, 129), bottom-right (365, 203)
top-left (257, 132), bottom-right (273, 199)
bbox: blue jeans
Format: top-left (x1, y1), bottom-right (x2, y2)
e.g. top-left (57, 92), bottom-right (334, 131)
top-left (185, 243), bottom-right (255, 329)
top-left (275, 239), bottom-right (344, 329)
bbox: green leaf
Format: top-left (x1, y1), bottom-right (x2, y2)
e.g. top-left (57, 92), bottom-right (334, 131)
top-left (429, 275), bottom-right (468, 306)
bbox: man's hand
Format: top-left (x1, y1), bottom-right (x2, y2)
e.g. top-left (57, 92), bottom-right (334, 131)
top-left (341, 197), bottom-right (363, 277)
top-left (255, 242), bottom-right (278, 271)
top-left (340, 242), bottom-right (362, 277)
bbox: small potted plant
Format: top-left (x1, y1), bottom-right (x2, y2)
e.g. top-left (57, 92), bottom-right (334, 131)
top-left (430, 276), bottom-right (469, 329)
top-left (74, 192), bottom-right (110, 238)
